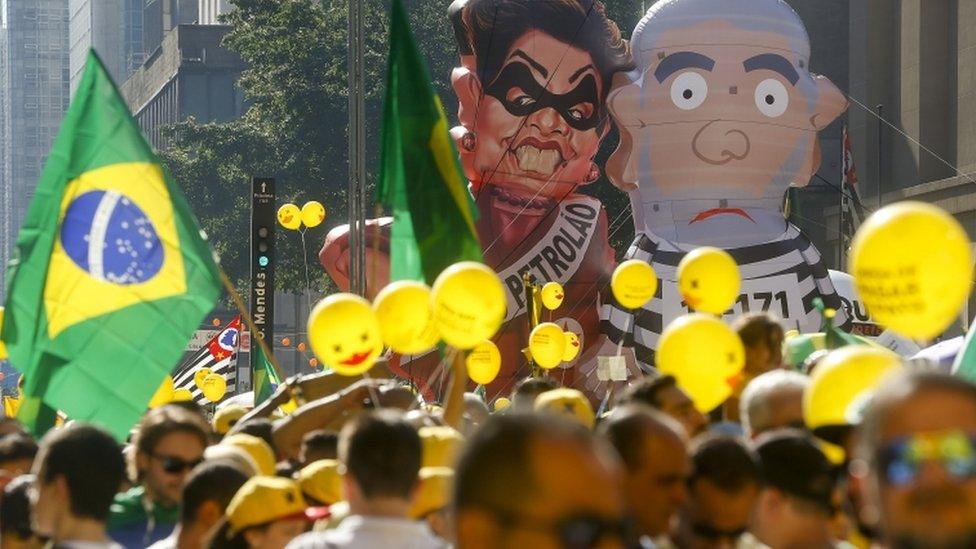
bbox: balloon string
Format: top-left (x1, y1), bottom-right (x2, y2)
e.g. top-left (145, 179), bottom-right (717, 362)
top-left (300, 228), bottom-right (313, 314)
top-left (360, 370), bottom-right (382, 410)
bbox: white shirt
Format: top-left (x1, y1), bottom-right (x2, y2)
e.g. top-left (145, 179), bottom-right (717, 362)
top-left (287, 515), bottom-right (447, 549)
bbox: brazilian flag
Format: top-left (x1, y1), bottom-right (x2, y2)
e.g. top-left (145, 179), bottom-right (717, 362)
top-left (379, 0), bottom-right (482, 283)
top-left (1, 52), bottom-right (221, 440)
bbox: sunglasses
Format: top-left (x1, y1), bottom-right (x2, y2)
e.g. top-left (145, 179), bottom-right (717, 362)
top-left (691, 522), bottom-right (748, 542)
top-left (878, 430), bottom-right (976, 487)
top-left (151, 453), bottom-right (204, 475)
top-left (491, 508), bottom-right (629, 548)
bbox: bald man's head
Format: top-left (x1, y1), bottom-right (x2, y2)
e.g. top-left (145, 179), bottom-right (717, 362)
top-left (599, 405), bottom-right (690, 537)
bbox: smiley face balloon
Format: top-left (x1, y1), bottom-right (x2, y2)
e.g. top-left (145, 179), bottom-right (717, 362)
top-left (277, 203), bottom-right (302, 230)
top-left (308, 293), bottom-right (383, 376)
top-left (540, 282), bottom-right (565, 311)
top-left (677, 247), bottom-right (740, 315)
top-left (301, 201), bottom-right (327, 228)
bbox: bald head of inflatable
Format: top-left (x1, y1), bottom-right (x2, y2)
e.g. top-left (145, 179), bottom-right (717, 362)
top-left (607, 0), bottom-right (847, 203)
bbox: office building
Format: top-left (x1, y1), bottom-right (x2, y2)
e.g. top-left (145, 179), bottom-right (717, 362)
top-left (68, 0), bottom-right (145, 95)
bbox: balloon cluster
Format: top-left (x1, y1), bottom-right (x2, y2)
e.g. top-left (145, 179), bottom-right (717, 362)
top-left (278, 201), bottom-right (327, 231)
top-left (307, 261), bottom-right (510, 382)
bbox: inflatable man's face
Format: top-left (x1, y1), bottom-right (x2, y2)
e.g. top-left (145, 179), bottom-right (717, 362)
top-left (606, 0), bottom-right (847, 204)
top-left (449, 0), bottom-right (632, 198)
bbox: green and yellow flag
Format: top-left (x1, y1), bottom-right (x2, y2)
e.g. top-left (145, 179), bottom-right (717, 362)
top-left (379, 0), bottom-right (483, 283)
top-left (0, 52), bottom-right (222, 440)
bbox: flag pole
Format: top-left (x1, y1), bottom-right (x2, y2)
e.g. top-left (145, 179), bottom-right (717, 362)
top-left (839, 125), bottom-right (845, 269)
top-left (217, 270), bottom-right (286, 382)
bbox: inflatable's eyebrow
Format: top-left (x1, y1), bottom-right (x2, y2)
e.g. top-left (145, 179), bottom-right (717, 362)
top-left (743, 53), bottom-right (799, 85)
top-left (653, 51), bottom-right (715, 83)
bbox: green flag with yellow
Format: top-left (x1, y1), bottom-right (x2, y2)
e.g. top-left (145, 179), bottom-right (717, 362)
top-left (0, 52), bottom-right (222, 440)
top-left (379, 0), bottom-right (483, 283)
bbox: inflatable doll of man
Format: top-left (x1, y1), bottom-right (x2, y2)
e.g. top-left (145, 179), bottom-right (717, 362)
top-left (321, 0), bottom-right (634, 401)
top-left (602, 0), bottom-right (851, 371)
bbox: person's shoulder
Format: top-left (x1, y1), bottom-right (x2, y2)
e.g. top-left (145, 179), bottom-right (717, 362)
top-left (286, 531), bottom-right (343, 549)
top-left (107, 487), bottom-right (147, 527)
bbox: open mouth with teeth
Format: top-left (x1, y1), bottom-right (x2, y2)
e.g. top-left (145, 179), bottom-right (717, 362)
top-left (510, 138), bottom-right (567, 176)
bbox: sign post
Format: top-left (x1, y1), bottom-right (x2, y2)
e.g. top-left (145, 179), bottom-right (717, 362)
top-left (250, 178), bottom-right (275, 396)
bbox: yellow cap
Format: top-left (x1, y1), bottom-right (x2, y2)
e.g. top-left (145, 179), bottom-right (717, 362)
top-left (419, 426), bottom-right (464, 468)
top-left (213, 405), bottom-right (248, 436)
top-left (222, 434), bottom-right (277, 476)
top-left (410, 467), bottom-right (454, 519)
top-left (298, 459), bottom-right (344, 505)
top-left (226, 476), bottom-right (329, 535)
top-left (534, 388), bottom-right (596, 429)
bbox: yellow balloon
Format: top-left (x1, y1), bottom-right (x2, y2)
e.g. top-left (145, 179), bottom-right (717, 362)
top-left (308, 293), bottom-right (383, 376)
top-left (430, 262), bottom-right (506, 350)
top-left (193, 368), bottom-right (212, 391)
top-left (656, 314), bottom-right (745, 413)
top-left (0, 306), bottom-right (7, 361)
top-left (562, 332), bottom-right (581, 362)
top-left (529, 322), bottom-right (566, 370)
top-left (201, 373), bottom-right (227, 402)
top-left (467, 341), bottom-right (501, 385)
top-left (374, 281), bottom-right (440, 355)
top-left (611, 260), bottom-right (658, 309)
top-left (277, 203), bottom-right (302, 230)
top-left (804, 346), bottom-right (901, 442)
top-left (148, 376), bottom-right (175, 409)
top-left (301, 201), bottom-right (326, 228)
top-left (493, 397), bottom-right (511, 412)
top-left (173, 388), bottom-right (194, 402)
top-left (677, 247), bottom-right (741, 315)
top-left (540, 282), bottom-right (565, 311)
top-left (850, 201), bottom-right (973, 340)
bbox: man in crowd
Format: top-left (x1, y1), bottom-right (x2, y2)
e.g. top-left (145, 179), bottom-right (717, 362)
top-left (0, 433), bottom-right (38, 489)
top-left (727, 313), bottom-right (786, 422)
top-left (600, 405), bottom-right (689, 547)
top-left (670, 436), bottom-right (763, 548)
top-left (289, 410), bottom-right (445, 548)
top-left (617, 374), bottom-right (708, 437)
top-left (147, 460), bottom-right (250, 549)
top-left (853, 371), bottom-right (976, 549)
top-left (510, 377), bottom-right (560, 413)
top-left (739, 370), bottom-right (809, 439)
top-left (300, 430), bottom-right (339, 466)
top-left (30, 425), bottom-right (125, 549)
top-left (752, 430), bottom-right (838, 548)
top-left (109, 405), bottom-right (210, 547)
top-left (1, 474), bottom-right (41, 549)
top-left (454, 413), bottom-right (627, 549)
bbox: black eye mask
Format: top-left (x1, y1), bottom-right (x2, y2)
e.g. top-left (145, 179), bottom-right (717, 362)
top-left (484, 62), bottom-right (602, 131)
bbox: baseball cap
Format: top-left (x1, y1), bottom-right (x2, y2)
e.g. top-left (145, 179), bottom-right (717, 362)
top-left (213, 405), bottom-right (248, 436)
top-left (534, 388), bottom-right (596, 429)
top-left (222, 434), bottom-right (276, 476)
top-left (409, 467), bottom-right (454, 519)
top-left (226, 476), bottom-right (329, 535)
top-left (298, 459), bottom-right (344, 505)
top-left (754, 429), bottom-right (835, 511)
top-left (419, 426), bottom-right (464, 468)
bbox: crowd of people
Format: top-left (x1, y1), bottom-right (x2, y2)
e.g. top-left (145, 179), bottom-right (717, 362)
top-left (0, 312), bottom-right (974, 549)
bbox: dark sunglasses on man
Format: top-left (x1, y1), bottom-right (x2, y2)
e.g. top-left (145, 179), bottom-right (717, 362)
top-left (489, 506), bottom-right (630, 548)
top-left (151, 453), bottom-right (204, 475)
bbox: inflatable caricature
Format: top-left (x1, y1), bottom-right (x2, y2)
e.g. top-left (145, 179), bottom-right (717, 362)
top-left (601, 0), bottom-right (851, 370)
top-left (321, 0), bottom-right (633, 400)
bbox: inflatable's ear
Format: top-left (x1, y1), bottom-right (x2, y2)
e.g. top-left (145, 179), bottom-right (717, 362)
top-left (606, 71), bottom-right (642, 191)
top-left (452, 67), bottom-right (483, 129)
top-left (811, 74), bottom-right (847, 131)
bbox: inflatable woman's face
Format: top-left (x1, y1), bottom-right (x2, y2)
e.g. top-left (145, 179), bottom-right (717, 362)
top-left (455, 30), bottom-right (606, 198)
top-left (607, 15), bottom-right (847, 203)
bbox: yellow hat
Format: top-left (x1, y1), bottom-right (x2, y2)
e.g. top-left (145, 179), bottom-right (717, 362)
top-left (534, 388), bottom-right (596, 429)
top-left (222, 434), bottom-right (277, 476)
top-left (419, 426), bottom-right (464, 468)
top-left (213, 405), bottom-right (248, 436)
top-left (410, 467), bottom-right (454, 519)
top-left (226, 476), bottom-right (329, 535)
top-left (298, 459), bottom-right (344, 505)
